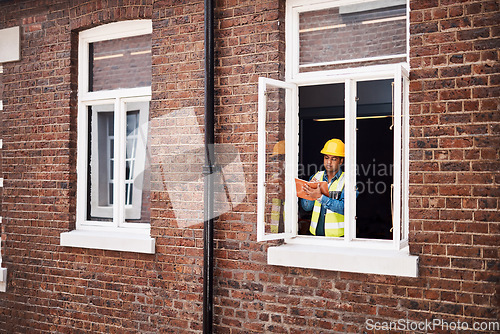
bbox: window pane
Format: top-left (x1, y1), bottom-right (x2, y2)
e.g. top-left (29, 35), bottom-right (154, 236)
top-left (299, 5), bottom-right (406, 72)
top-left (88, 104), bottom-right (115, 221)
top-left (355, 80), bottom-right (393, 239)
top-left (89, 34), bottom-right (152, 91)
top-left (263, 86), bottom-right (286, 236)
top-left (126, 111), bottom-right (139, 200)
top-left (125, 101), bottom-right (150, 223)
top-left (298, 83), bottom-right (345, 235)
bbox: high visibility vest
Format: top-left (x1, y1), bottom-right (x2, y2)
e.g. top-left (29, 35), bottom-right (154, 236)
top-left (310, 171), bottom-right (345, 237)
top-left (270, 198), bottom-right (283, 233)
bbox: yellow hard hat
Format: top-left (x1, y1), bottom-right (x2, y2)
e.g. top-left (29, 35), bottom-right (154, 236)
top-left (271, 140), bottom-right (285, 156)
top-left (320, 139), bottom-right (345, 157)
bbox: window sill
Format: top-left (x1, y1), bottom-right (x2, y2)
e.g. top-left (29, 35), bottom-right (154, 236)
top-left (60, 230), bottom-right (155, 254)
top-left (268, 243), bottom-right (418, 277)
top-left (0, 267), bottom-right (7, 292)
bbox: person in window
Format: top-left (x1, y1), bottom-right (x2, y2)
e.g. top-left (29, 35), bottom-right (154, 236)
top-left (300, 139), bottom-right (346, 237)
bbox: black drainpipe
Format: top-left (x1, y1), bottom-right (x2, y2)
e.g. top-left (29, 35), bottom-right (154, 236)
top-left (203, 0), bottom-right (215, 333)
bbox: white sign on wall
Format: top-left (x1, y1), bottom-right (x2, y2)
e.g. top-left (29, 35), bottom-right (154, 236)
top-left (0, 26), bottom-right (21, 63)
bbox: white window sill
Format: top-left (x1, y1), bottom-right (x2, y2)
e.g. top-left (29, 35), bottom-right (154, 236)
top-left (0, 267), bottom-right (7, 292)
top-left (268, 243), bottom-right (418, 277)
top-left (60, 230), bottom-right (155, 254)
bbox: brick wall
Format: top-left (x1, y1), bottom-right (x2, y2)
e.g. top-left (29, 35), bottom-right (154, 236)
top-left (0, 67), bottom-right (3, 99)
top-left (0, 66), bottom-right (4, 279)
top-left (0, 0), bottom-right (497, 333)
top-left (0, 1), bottom-right (75, 331)
top-left (407, 0), bottom-right (499, 328)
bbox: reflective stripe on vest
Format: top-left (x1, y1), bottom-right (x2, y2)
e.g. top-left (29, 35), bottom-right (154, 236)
top-left (310, 171), bottom-right (345, 237)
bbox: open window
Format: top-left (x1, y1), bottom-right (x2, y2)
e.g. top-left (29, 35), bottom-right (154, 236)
top-left (258, 65), bottom-right (410, 247)
top-left (257, 78), bottom-right (297, 241)
top-left (257, 0), bottom-right (417, 276)
top-left (60, 20), bottom-right (154, 253)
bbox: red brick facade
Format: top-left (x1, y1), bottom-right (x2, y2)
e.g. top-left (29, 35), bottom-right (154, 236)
top-left (0, 0), bottom-right (498, 333)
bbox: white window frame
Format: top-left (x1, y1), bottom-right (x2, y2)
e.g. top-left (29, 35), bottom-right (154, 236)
top-left (257, 0), bottom-right (417, 277)
top-left (60, 20), bottom-right (154, 254)
top-left (123, 101), bottom-right (150, 218)
top-left (257, 78), bottom-right (298, 241)
top-left (88, 100), bottom-right (149, 220)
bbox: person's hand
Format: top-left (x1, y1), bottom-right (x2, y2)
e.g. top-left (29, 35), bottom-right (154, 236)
top-left (302, 183), bottom-right (322, 200)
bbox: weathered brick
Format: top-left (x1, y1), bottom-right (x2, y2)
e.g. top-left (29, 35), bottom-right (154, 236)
top-left (439, 88), bottom-right (471, 101)
top-left (440, 17), bottom-right (472, 31)
top-left (439, 65), bottom-right (472, 78)
top-left (439, 209), bottom-right (474, 221)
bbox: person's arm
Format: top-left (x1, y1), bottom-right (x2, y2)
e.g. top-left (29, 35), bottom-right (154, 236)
top-left (300, 198), bottom-right (314, 211)
top-left (317, 186), bottom-right (359, 215)
top-left (317, 190), bottom-right (345, 215)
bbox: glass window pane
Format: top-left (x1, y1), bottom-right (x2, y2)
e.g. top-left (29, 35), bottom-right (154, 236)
top-left (88, 104), bottom-right (115, 221)
top-left (298, 83), bottom-right (345, 235)
top-left (355, 80), bottom-right (393, 239)
top-left (299, 5), bottom-right (406, 72)
top-left (263, 86), bottom-right (286, 236)
top-left (90, 34), bottom-right (152, 91)
top-left (125, 111), bottom-right (139, 194)
top-left (125, 101), bottom-right (150, 223)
